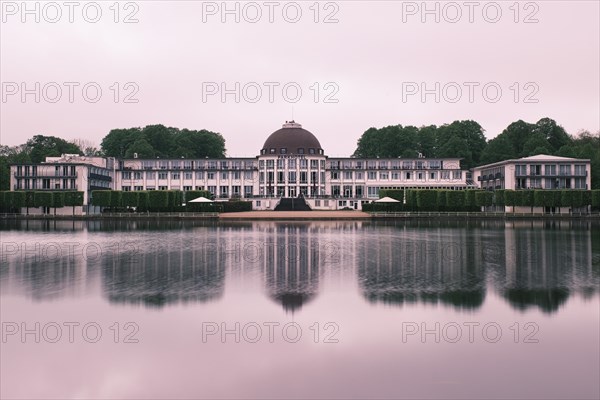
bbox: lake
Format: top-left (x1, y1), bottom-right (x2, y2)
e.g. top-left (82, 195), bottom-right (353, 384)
top-left (1, 219), bottom-right (599, 399)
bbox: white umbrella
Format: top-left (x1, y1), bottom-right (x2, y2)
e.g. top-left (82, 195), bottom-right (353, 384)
top-left (374, 196), bottom-right (400, 203)
top-left (189, 196), bottom-right (214, 203)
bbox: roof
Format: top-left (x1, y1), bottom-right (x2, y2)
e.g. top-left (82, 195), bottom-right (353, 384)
top-left (473, 154), bottom-right (591, 170)
top-left (261, 121), bottom-right (323, 154)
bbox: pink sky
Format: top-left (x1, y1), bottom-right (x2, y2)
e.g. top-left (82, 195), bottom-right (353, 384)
top-left (1, 1), bottom-right (599, 157)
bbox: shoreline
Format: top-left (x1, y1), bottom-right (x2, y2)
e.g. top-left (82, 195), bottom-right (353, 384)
top-left (1, 211), bottom-right (598, 221)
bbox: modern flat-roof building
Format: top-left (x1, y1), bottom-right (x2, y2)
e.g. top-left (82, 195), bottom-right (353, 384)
top-left (472, 154), bottom-right (592, 213)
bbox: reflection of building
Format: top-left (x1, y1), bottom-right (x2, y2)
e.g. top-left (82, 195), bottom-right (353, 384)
top-left (102, 238), bottom-right (226, 307)
top-left (357, 227), bottom-right (487, 309)
top-left (10, 121), bottom-right (472, 214)
top-left (472, 155), bottom-right (592, 212)
top-left (494, 221), bottom-right (597, 313)
top-left (261, 224), bottom-right (321, 312)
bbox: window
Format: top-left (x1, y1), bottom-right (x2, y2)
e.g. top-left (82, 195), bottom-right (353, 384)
top-left (269, 148), bottom-right (275, 154)
top-left (300, 171), bottom-right (307, 183)
top-left (367, 187), bottom-right (379, 198)
top-left (122, 171), bottom-right (131, 179)
top-left (221, 172), bottom-right (228, 180)
top-left (368, 171), bottom-right (377, 180)
top-left (356, 172), bottom-right (364, 180)
top-left (122, 186), bottom-right (131, 191)
top-left (288, 159), bottom-right (296, 169)
top-left (266, 160), bottom-right (274, 169)
top-left (278, 171), bottom-right (285, 183)
top-left (135, 186), bottom-right (144, 191)
top-left (515, 164), bottom-right (527, 176)
top-left (545, 165), bottom-right (556, 176)
top-left (183, 186), bottom-right (192, 191)
top-left (281, 148), bottom-right (287, 154)
top-left (343, 171), bottom-right (353, 180)
top-left (289, 171), bottom-right (297, 183)
top-left (277, 159), bottom-right (285, 169)
top-left (244, 171), bottom-right (253, 180)
top-left (309, 148), bottom-right (315, 154)
top-left (208, 186), bottom-right (217, 194)
top-left (453, 171), bottom-right (462, 180)
top-left (430, 172), bottom-right (437, 180)
top-left (574, 165), bottom-right (585, 176)
top-left (417, 172), bottom-right (424, 180)
top-left (232, 171), bottom-right (240, 180)
top-left (256, 200), bottom-right (261, 207)
top-left (196, 171), bottom-right (204, 179)
top-left (405, 172), bottom-right (411, 180)
top-left (184, 172), bottom-right (193, 180)
top-left (146, 172), bottom-right (155, 180)
top-left (207, 172), bottom-right (215, 180)
top-left (331, 171), bottom-right (339, 180)
top-left (244, 186), bottom-right (253, 196)
top-left (298, 148), bottom-right (305, 154)
top-left (172, 161), bottom-right (181, 170)
top-left (311, 160), bottom-right (318, 169)
top-left (392, 172), bottom-right (399, 180)
top-left (221, 186), bottom-right (230, 197)
top-left (158, 186), bottom-right (168, 190)
top-left (441, 171), bottom-right (450, 180)
top-left (300, 159), bottom-right (308, 169)
top-left (380, 172), bottom-right (389, 180)
top-left (172, 172), bottom-right (180, 179)
top-left (259, 160), bottom-right (265, 169)
top-left (158, 172), bottom-right (168, 180)
top-left (134, 172), bottom-right (142, 180)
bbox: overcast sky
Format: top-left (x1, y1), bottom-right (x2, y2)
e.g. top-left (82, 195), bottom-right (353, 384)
top-left (1, 0), bottom-right (598, 157)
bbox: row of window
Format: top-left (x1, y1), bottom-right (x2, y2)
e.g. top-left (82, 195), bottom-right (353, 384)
top-left (134, 160), bottom-right (256, 170)
top-left (122, 171), bottom-right (256, 180)
top-left (514, 177), bottom-right (587, 190)
top-left (261, 148), bottom-right (324, 155)
top-left (14, 178), bottom-right (77, 190)
top-left (329, 170), bottom-right (463, 181)
top-left (259, 159), bottom-right (325, 170)
top-left (514, 164), bottom-right (587, 176)
top-left (329, 160), bottom-right (446, 170)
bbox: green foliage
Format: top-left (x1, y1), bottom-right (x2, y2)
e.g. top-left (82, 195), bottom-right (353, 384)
top-left (446, 190), bottom-right (465, 210)
top-left (34, 191), bottom-right (53, 207)
top-left (378, 189), bottom-right (404, 202)
top-left (475, 191), bottom-right (493, 207)
top-left (362, 202), bottom-right (405, 212)
top-left (221, 201), bottom-right (252, 213)
top-left (110, 191), bottom-right (122, 208)
top-left (494, 190), bottom-right (505, 206)
top-left (416, 190), bottom-right (438, 211)
top-left (101, 125), bottom-right (226, 159)
top-left (51, 192), bottom-right (65, 208)
top-left (168, 190), bottom-right (183, 209)
top-left (121, 191), bottom-right (140, 208)
top-left (0, 191), bottom-right (5, 207)
top-left (25, 135), bottom-right (82, 163)
top-left (464, 190), bottom-right (477, 208)
top-left (504, 190), bottom-right (516, 207)
top-left (92, 190), bottom-right (112, 207)
top-left (436, 190), bottom-right (447, 211)
top-left (592, 190), bottom-right (600, 208)
top-left (4, 191), bottom-right (25, 209)
top-left (186, 202), bottom-right (220, 212)
top-left (148, 191), bottom-right (169, 209)
top-left (64, 191), bottom-right (84, 207)
top-left (138, 191), bottom-right (149, 209)
top-left (561, 191), bottom-right (572, 208)
top-left (24, 191), bottom-right (35, 214)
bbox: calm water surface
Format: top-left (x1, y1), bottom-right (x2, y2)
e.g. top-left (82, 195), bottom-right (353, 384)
top-left (1, 219), bottom-right (599, 399)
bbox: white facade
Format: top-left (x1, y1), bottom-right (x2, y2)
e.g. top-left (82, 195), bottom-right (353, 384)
top-left (472, 154), bottom-right (592, 213)
top-left (8, 122), bottom-right (490, 214)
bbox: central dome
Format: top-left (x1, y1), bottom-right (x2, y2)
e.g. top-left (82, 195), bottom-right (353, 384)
top-left (261, 121), bottom-right (323, 155)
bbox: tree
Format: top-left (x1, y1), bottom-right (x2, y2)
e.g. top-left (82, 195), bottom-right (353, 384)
top-left (110, 191), bottom-right (122, 209)
top-left (64, 191), bottom-right (84, 216)
top-left (522, 133), bottom-right (552, 156)
top-left (148, 191), bottom-right (169, 210)
top-left (51, 192), bottom-right (65, 216)
top-left (34, 191), bottom-right (53, 210)
top-left (475, 191), bottom-right (493, 208)
top-left (125, 138), bottom-right (155, 159)
top-left (25, 135), bottom-right (82, 163)
top-left (532, 118), bottom-right (571, 151)
top-left (480, 134), bottom-right (515, 165)
top-left (91, 190), bottom-right (112, 209)
top-left (121, 191), bottom-right (140, 208)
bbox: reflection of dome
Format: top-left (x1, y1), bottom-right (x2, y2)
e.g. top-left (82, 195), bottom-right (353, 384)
top-left (261, 121), bottom-right (323, 155)
top-left (271, 292), bottom-right (316, 313)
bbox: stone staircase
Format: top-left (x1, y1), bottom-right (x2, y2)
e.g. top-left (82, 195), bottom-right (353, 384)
top-left (274, 197), bottom-right (312, 211)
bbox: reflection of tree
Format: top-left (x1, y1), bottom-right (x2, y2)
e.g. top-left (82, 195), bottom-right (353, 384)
top-left (503, 288), bottom-right (570, 314)
top-left (358, 228), bottom-right (487, 310)
top-left (102, 242), bottom-right (225, 308)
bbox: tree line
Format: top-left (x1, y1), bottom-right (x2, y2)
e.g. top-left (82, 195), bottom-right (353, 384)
top-left (90, 190), bottom-right (251, 213)
top-left (361, 189), bottom-right (600, 212)
top-left (0, 125), bottom-right (227, 191)
top-left (353, 118), bottom-right (599, 189)
top-left (0, 191), bottom-right (84, 215)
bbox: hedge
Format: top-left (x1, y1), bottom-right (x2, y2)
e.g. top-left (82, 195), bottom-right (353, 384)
top-left (362, 202), bottom-right (404, 212)
top-left (416, 190), bottom-right (438, 211)
top-left (121, 191), bottom-right (139, 208)
top-left (592, 190), bottom-right (600, 208)
top-left (92, 190), bottom-right (112, 207)
top-left (221, 201), bottom-right (252, 213)
top-left (475, 191), bottom-right (493, 207)
top-left (110, 191), bottom-right (122, 208)
top-left (148, 191), bottom-right (169, 210)
top-left (34, 191), bottom-right (53, 207)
